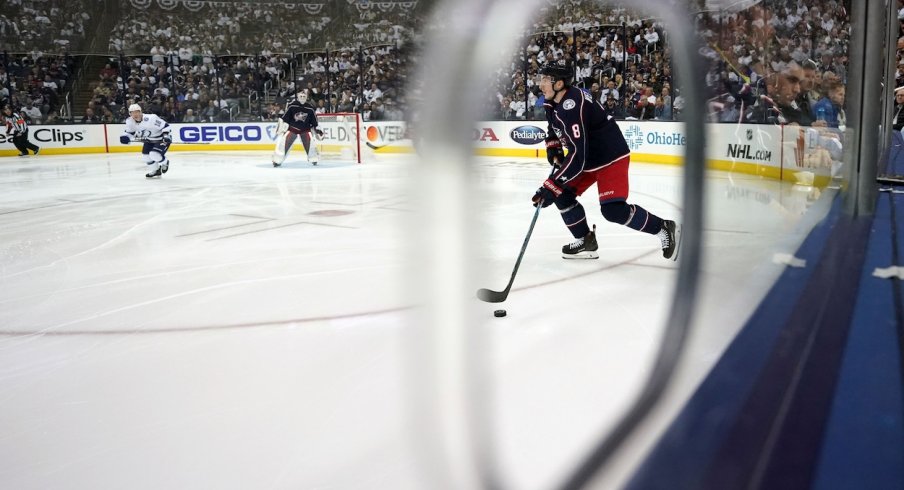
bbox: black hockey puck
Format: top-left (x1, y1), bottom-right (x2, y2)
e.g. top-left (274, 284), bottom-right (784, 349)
top-left (494, 309), bottom-right (507, 317)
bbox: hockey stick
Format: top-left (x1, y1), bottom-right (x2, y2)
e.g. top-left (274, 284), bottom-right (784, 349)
top-left (476, 200), bottom-right (543, 303)
top-left (131, 139), bottom-right (211, 145)
top-left (366, 141), bottom-right (388, 150)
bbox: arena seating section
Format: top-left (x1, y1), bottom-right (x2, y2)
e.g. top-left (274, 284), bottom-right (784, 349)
top-left (0, 0), bottom-right (861, 126)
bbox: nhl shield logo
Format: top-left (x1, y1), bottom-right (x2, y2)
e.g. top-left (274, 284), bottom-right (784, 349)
top-left (746, 129), bottom-right (753, 141)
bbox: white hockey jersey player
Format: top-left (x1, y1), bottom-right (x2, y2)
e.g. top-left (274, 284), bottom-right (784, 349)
top-left (120, 103), bottom-right (172, 178)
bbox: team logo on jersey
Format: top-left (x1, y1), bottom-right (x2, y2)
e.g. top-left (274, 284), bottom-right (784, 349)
top-left (294, 113), bottom-right (308, 122)
top-left (562, 99), bottom-right (576, 110)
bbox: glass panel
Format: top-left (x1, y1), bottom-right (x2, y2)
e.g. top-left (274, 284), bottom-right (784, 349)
top-left (0, 1), bottom-right (870, 490)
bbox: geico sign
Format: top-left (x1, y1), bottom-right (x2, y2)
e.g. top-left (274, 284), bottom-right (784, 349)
top-left (179, 126), bottom-right (263, 142)
top-left (33, 128), bottom-right (85, 145)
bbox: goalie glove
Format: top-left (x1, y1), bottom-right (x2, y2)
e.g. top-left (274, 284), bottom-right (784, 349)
top-left (315, 128), bottom-right (324, 138)
top-left (545, 135), bottom-right (564, 167)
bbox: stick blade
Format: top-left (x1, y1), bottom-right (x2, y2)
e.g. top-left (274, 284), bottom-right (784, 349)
top-left (476, 288), bottom-right (507, 303)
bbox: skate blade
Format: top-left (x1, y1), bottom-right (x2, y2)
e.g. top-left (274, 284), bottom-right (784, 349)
top-left (671, 224), bottom-right (682, 261)
top-left (562, 251), bottom-right (599, 259)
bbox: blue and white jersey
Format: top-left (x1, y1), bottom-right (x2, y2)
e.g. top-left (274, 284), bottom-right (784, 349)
top-left (122, 114), bottom-right (171, 142)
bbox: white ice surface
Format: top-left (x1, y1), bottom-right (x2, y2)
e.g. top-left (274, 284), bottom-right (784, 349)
top-left (0, 151), bottom-right (820, 489)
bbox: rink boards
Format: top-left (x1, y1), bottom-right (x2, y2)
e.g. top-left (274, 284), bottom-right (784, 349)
top-left (0, 120), bottom-right (838, 185)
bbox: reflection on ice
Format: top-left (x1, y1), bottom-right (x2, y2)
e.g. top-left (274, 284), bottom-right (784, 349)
top-left (0, 151), bottom-right (823, 489)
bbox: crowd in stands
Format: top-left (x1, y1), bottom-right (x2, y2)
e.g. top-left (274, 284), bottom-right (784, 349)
top-left (1, 54), bottom-right (73, 124)
top-left (697, 0), bottom-right (852, 127)
top-left (489, 0), bottom-right (852, 127)
top-left (92, 1), bottom-right (420, 123)
top-left (0, 0), bottom-right (94, 53)
top-left (0, 0), bottom-right (860, 129)
top-left (1, 0), bottom-right (93, 123)
top-left (490, 1), bottom-right (675, 121)
top-left (108, 3), bottom-right (329, 55)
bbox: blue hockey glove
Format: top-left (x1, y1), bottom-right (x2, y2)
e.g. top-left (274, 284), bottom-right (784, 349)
top-left (545, 135), bottom-right (564, 167)
top-left (315, 128), bottom-right (324, 138)
top-left (162, 134), bottom-right (172, 144)
top-left (119, 135), bottom-right (130, 144)
top-left (532, 178), bottom-right (563, 208)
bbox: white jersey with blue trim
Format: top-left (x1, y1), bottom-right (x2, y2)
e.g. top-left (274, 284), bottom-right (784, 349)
top-left (123, 114), bottom-right (171, 142)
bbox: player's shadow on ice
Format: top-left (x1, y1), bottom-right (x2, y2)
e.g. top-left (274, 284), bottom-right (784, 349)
top-left (259, 160), bottom-right (356, 169)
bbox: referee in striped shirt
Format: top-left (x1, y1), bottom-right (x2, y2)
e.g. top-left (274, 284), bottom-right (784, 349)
top-left (3, 105), bottom-right (40, 156)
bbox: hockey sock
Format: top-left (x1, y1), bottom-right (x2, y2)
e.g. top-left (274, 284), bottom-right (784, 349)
top-left (629, 205), bottom-right (664, 234)
top-left (601, 201), bottom-right (663, 234)
top-left (559, 202), bottom-right (591, 238)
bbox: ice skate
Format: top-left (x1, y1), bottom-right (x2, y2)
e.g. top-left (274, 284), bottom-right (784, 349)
top-left (562, 225), bottom-right (599, 259)
top-left (310, 157), bottom-right (318, 166)
top-left (272, 161), bottom-right (281, 167)
top-left (160, 160), bottom-right (169, 174)
top-left (658, 220), bottom-right (680, 260)
top-left (145, 167), bottom-right (162, 178)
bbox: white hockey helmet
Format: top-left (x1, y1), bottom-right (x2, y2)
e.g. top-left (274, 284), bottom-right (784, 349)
top-left (296, 90), bottom-right (308, 103)
top-left (128, 103), bottom-right (143, 113)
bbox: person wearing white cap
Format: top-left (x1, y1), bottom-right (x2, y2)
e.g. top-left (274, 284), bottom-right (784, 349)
top-left (119, 103), bottom-right (172, 178)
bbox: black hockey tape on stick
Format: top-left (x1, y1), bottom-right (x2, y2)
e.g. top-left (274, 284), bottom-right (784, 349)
top-left (366, 141), bottom-right (388, 150)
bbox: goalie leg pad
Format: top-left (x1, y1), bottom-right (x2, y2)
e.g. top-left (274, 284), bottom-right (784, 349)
top-left (302, 133), bottom-right (319, 163)
top-left (272, 132), bottom-right (297, 164)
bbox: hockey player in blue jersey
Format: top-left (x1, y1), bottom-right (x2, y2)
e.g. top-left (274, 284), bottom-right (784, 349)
top-left (532, 61), bottom-right (680, 260)
top-left (272, 90), bottom-right (323, 167)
